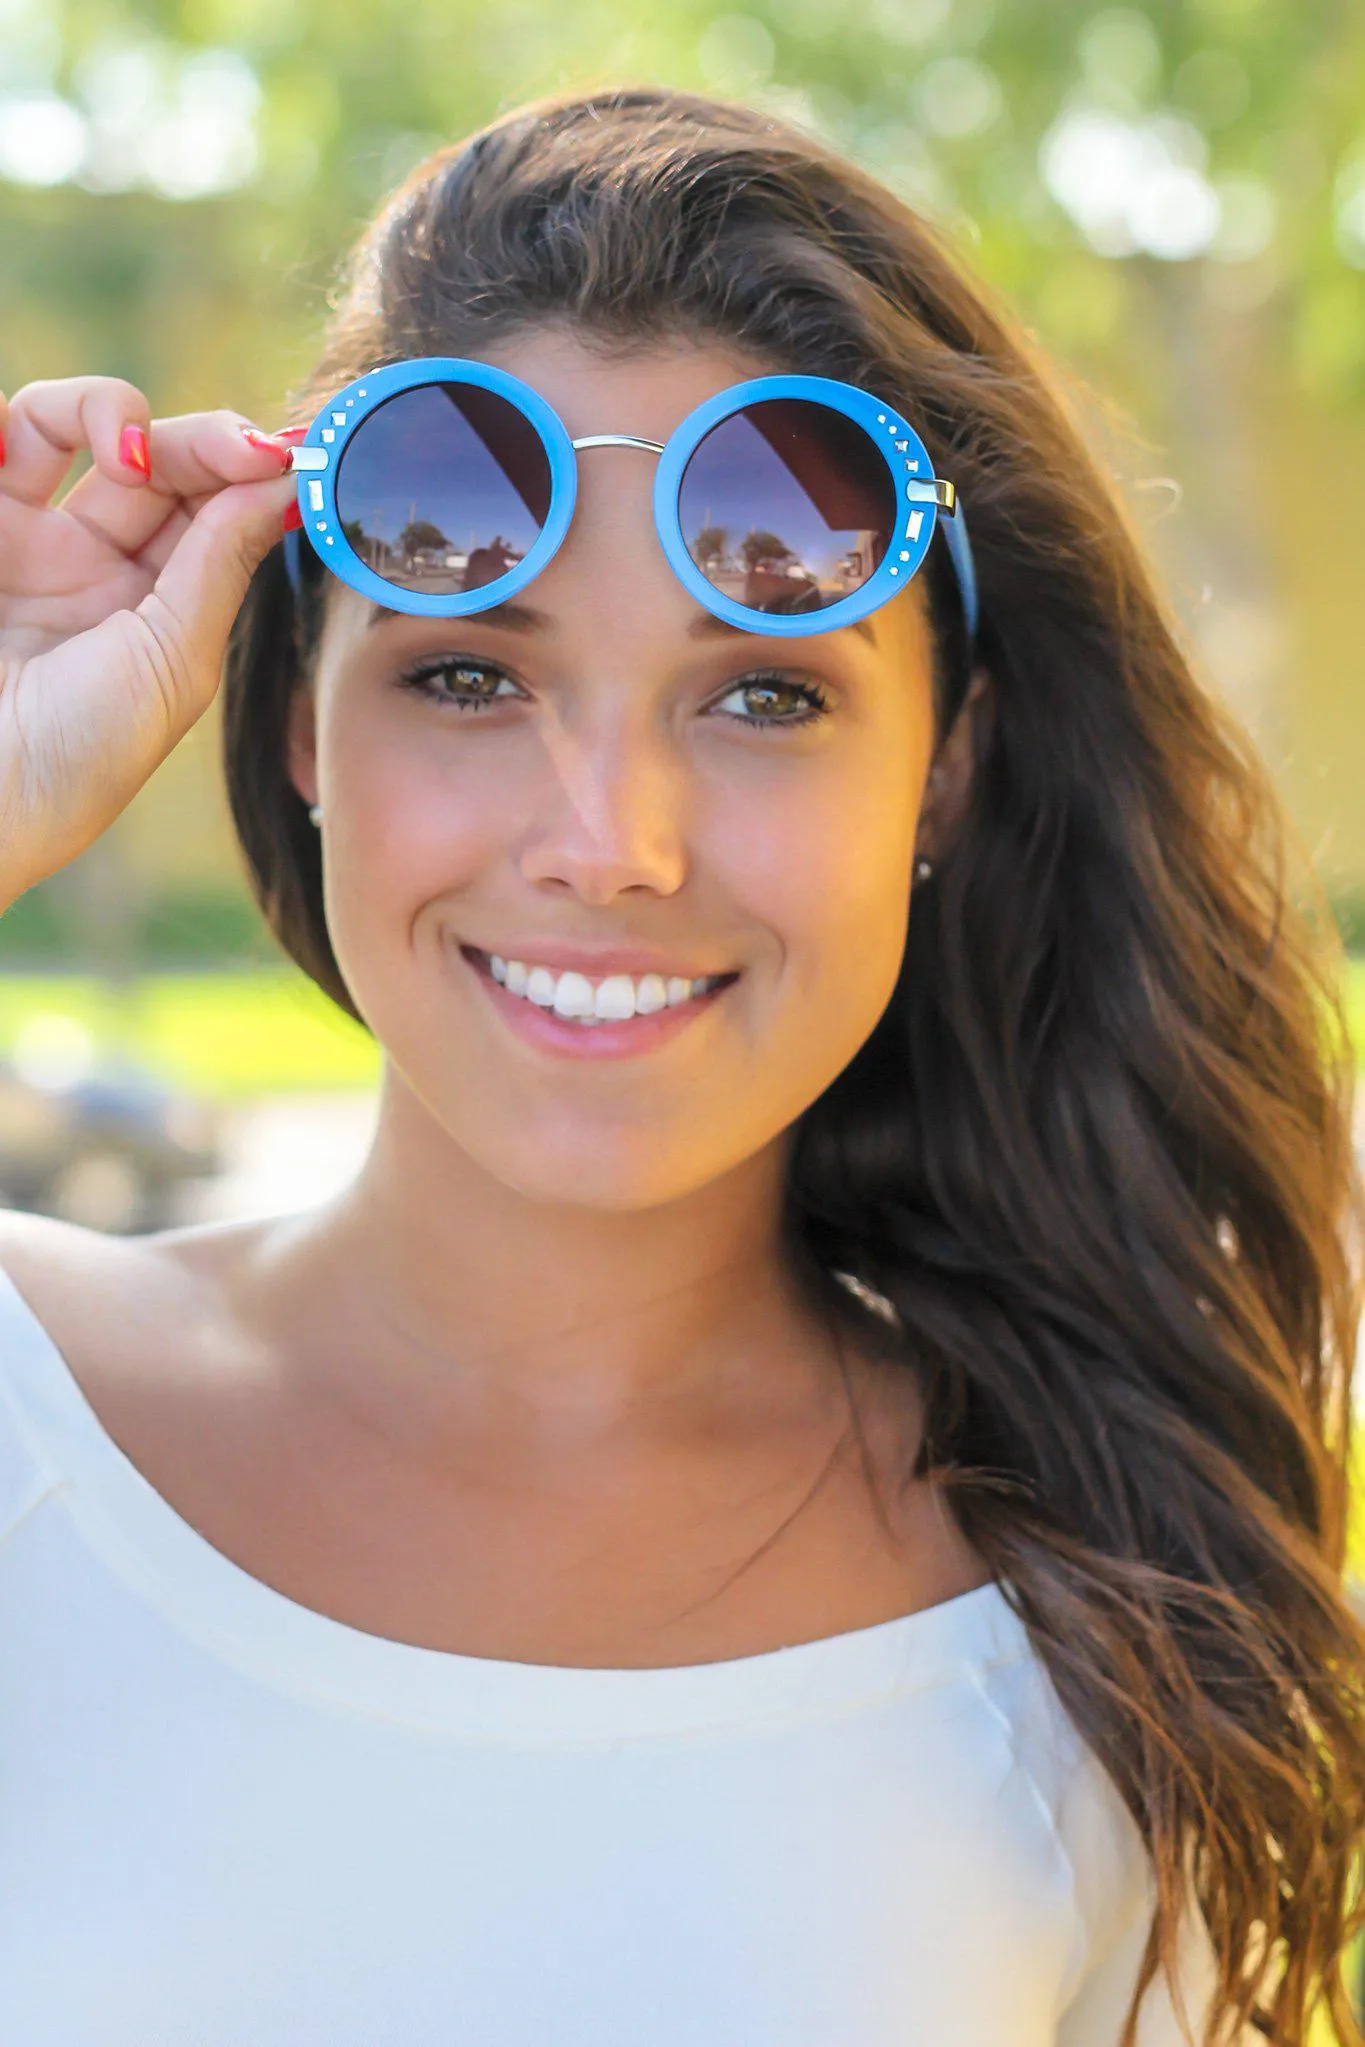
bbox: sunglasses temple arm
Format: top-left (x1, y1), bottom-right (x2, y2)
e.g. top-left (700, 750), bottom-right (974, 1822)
top-left (938, 499), bottom-right (980, 651)
top-left (282, 526), bottom-right (303, 599)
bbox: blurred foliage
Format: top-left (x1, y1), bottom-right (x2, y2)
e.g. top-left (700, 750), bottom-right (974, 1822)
top-left (0, 881), bottom-right (278, 965)
top-left (134, 884), bottom-right (279, 964)
top-left (3, 0), bottom-right (1365, 962)
top-left (0, 0), bottom-right (1362, 419)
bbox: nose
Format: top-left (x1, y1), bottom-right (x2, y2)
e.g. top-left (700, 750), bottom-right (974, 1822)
top-left (518, 700), bottom-right (691, 906)
top-left (511, 436), bottom-right (694, 906)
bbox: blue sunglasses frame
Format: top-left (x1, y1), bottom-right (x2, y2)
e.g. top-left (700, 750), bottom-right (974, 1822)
top-left (282, 356), bottom-right (979, 647)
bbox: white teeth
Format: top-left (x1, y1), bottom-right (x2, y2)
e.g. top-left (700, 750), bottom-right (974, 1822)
top-left (594, 974), bottom-right (637, 1021)
top-left (483, 951), bottom-right (730, 1023)
top-left (551, 971), bottom-right (596, 1019)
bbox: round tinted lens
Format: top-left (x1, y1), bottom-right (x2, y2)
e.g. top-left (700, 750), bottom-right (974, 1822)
top-left (334, 382), bottom-right (553, 597)
top-left (677, 399), bottom-right (897, 617)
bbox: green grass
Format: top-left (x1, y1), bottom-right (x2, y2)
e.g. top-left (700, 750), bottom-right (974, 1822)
top-left (0, 955), bottom-right (1355, 1106)
top-left (0, 970), bottom-right (380, 1100)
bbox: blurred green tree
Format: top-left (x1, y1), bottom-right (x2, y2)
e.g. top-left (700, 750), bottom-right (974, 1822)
top-left (2, 0), bottom-right (1363, 941)
top-left (0, 0), bottom-right (1356, 412)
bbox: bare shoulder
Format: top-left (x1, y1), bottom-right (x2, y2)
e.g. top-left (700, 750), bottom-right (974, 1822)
top-left (0, 1207), bottom-right (283, 1414)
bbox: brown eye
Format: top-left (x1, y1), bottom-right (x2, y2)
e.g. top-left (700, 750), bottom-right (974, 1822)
top-left (397, 659), bottom-right (523, 710)
top-left (710, 673), bottom-right (831, 729)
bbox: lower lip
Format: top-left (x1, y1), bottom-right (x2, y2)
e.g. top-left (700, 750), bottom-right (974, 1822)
top-left (458, 947), bottom-right (739, 1061)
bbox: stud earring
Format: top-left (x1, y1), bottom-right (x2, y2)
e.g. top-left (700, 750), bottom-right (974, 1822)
top-left (914, 856), bottom-right (934, 883)
top-left (308, 804), bottom-right (322, 827)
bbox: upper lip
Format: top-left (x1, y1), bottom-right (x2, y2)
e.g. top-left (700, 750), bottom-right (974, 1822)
top-left (462, 942), bottom-right (737, 980)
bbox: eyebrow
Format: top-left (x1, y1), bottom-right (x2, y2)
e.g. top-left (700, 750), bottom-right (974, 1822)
top-left (365, 598), bottom-right (877, 646)
top-left (365, 598), bottom-right (546, 634)
top-left (688, 610), bottom-right (878, 649)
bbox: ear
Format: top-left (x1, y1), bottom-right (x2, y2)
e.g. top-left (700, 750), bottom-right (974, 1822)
top-left (285, 683), bottom-right (319, 810)
top-left (914, 666), bottom-right (994, 866)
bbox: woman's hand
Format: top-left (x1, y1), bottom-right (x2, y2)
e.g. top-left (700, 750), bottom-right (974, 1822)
top-left (0, 376), bottom-right (302, 908)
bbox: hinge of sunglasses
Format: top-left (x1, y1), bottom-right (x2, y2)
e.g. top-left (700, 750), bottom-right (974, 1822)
top-left (906, 477), bottom-right (958, 516)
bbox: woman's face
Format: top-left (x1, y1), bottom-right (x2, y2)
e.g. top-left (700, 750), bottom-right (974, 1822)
top-left (289, 327), bottom-right (943, 1211)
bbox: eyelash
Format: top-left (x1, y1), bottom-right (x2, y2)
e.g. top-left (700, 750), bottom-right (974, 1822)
top-left (395, 658), bottom-right (831, 731)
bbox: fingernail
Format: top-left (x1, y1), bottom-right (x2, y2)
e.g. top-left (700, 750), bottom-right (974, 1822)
top-left (0, 425), bottom-right (6, 468)
top-left (118, 424), bottom-right (151, 480)
top-left (274, 424), bottom-right (310, 445)
top-left (281, 500), bottom-right (304, 534)
top-left (241, 425), bottom-right (294, 468)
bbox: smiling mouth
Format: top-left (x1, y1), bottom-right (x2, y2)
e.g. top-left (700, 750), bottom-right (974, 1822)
top-left (460, 946), bottom-right (741, 1026)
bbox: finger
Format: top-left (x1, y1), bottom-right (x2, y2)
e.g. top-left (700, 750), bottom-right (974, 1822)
top-left (0, 375), bottom-right (154, 508)
top-left (130, 472), bottom-right (303, 730)
top-left (124, 408), bottom-right (296, 502)
top-left (48, 474), bottom-right (281, 592)
top-left (132, 474), bottom-right (275, 577)
top-left (132, 501), bottom-right (194, 580)
top-left (55, 408), bottom-right (296, 559)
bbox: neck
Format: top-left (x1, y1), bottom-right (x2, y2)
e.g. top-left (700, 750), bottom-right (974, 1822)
top-left (277, 1063), bottom-right (842, 1455)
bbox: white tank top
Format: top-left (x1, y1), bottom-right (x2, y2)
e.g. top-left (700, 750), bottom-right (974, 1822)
top-left (0, 1261), bottom-right (1222, 2044)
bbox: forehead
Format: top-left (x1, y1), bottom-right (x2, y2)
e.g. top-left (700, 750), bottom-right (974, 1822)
top-left (473, 323), bottom-right (783, 445)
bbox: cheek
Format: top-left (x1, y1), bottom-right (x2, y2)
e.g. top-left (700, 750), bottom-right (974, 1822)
top-left (712, 731), bottom-right (923, 1020)
top-left (671, 742), bottom-right (923, 1181)
top-left (313, 703), bottom-right (503, 971)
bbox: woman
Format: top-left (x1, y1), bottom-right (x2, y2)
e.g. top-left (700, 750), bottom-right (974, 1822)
top-left (0, 85), bottom-right (1360, 2046)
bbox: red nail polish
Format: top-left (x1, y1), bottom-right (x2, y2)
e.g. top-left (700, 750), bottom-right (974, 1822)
top-left (241, 425), bottom-right (294, 468)
top-left (281, 500), bottom-right (304, 534)
top-left (0, 424), bottom-right (6, 468)
top-left (118, 424), bottom-right (151, 480)
top-left (274, 424), bottom-right (309, 445)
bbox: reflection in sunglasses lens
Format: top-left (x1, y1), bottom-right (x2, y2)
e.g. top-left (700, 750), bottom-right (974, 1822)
top-left (678, 399), bottom-right (897, 616)
top-left (334, 383), bottom-right (553, 596)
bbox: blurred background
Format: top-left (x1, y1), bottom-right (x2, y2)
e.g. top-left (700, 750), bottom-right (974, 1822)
top-left (0, 0), bottom-right (1361, 1235)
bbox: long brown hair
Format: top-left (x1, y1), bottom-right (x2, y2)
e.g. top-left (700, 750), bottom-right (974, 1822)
top-left (222, 86), bottom-right (1365, 2043)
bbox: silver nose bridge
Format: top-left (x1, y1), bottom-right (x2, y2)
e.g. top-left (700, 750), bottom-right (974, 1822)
top-left (291, 432), bottom-right (666, 476)
top-left (570, 433), bottom-right (959, 513)
top-left (570, 434), bottom-right (666, 455)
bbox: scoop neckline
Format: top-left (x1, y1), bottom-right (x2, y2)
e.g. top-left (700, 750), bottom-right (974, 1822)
top-left (0, 1260), bottom-right (1028, 1742)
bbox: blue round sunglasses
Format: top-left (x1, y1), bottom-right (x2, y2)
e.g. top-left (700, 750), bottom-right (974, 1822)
top-left (281, 356), bottom-right (979, 647)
